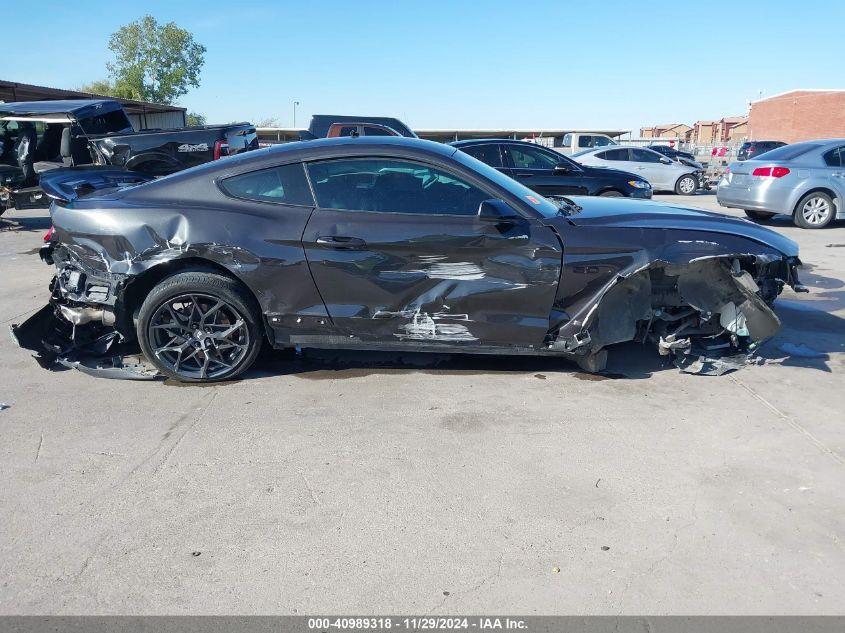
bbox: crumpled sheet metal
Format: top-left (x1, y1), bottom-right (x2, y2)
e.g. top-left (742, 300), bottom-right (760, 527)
top-left (551, 222), bottom-right (795, 348)
top-left (10, 305), bottom-right (160, 380)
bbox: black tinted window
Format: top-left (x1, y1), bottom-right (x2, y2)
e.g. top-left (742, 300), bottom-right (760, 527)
top-left (602, 149), bottom-right (629, 161)
top-left (363, 126), bottom-right (393, 136)
top-left (221, 163), bottom-right (314, 205)
top-left (631, 148), bottom-right (662, 163)
top-left (506, 144), bottom-right (560, 169)
top-left (77, 110), bottom-right (133, 135)
top-left (823, 147), bottom-right (845, 167)
top-left (460, 144), bottom-right (503, 168)
top-left (306, 158), bottom-right (489, 215)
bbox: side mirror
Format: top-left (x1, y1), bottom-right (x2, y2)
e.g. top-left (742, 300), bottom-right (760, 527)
top-left (553, 163), bottom-right (570, 174)
top-left (660, 157), bottom-right (673, 165)
top-left (478, 198), bottom-right (521, 222)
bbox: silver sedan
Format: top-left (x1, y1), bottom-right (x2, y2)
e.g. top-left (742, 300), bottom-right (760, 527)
top-left (717, 139), bottom-right (845, 228)
top-left (573, 146), bottom-right (702, 194)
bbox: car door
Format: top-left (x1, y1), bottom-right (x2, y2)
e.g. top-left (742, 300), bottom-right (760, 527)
top-left (301, 156), bottom-right (563, 348)
top-left (629, 148), bottom-right (670, 189)
top-left (822, 145), bottom-right (845, 202)
top-left (501, 143), bottom-right (588, 195)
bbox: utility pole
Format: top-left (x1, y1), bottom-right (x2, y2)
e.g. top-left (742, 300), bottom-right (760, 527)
top-left (293, 101), bottom-right (300, 128)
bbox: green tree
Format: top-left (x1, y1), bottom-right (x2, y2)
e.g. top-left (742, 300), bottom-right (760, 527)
top-left (78, 79), bottom-right (120, 96)
top-left (106, 15), bottom-right (206, 105)
top-left (186, 112), bottom-right (207, 126)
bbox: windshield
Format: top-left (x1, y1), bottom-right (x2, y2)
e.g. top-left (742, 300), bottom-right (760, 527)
top-left (453, 147), bottom-right (561, 218)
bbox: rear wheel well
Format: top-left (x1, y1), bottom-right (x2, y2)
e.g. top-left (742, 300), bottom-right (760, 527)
top-left (792, 187), bottom-right (838, 214)
top-left (116, 258), bottom-right (264, 340)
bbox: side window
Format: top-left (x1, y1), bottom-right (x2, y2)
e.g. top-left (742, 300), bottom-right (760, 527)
top-left (602, 148), bottom-right (629, 161)
top-left (593, 136), bottom-right (614, 147)
top-left (823, 147), bottom-right (845, 167)
top-left (563, 134), bottom-right (572, 146)
top-left (306, 158), bottom-right (490, 216)
top-left (506, 144), bottom-right (560, 170)
top-left (631, 148), bottom-right (662, 163)
top-left (461, 144), bottom-right (503, 168)
top-left (220, 162), bottom-right (314, 206)
top-left (578, 135), bottom-right (592, 148)
top-left (336, 125), bottom-right (359, 137)
top-left (363, 126), bottom-right (394, 137)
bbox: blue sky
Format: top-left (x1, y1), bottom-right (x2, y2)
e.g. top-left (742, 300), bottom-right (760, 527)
top-left (3, 0), bottom-right (842, 131)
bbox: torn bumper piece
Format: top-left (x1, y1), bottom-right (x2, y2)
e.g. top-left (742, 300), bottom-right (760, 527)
top-left (549, 255), bottom-right (796, 376)
top-left (10, 302), bottom-right (160, 381)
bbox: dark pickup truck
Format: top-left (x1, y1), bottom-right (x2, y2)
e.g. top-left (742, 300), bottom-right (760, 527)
top-left (0, 99), bottom-right (257, 212)
top-left (302, 114), bottom-right (417, 140)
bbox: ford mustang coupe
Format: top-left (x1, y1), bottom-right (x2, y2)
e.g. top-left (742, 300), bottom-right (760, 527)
top-left (13, 137), bottom-right (804, 382)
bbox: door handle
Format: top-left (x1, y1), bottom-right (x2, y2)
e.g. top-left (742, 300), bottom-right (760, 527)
top-left (315, 235), bottom-right (367, 250)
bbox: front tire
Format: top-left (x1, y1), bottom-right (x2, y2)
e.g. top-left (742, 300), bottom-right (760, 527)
top-left (137, 272), bottom-right (263, 382)
top-left (599, 190), bottom-right (624, 197)
top-left (793, 192), bottom-right (836, 229)
top-left (744, 209), bottom-right (775, 221)
top-left (675, 174), bottom-right (698, 195)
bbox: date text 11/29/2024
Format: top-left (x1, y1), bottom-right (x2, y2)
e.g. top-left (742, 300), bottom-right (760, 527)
top-left (307, 617), bottom-right (527, 630)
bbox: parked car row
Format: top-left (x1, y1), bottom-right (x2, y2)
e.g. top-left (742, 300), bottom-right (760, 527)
top-left (452, 139), bottom-right (652, 199)
top-left (2, 102), bottom-right (716, 219)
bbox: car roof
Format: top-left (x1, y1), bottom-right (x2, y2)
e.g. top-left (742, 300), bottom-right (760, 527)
top-left (773, 138), bottom-right (845, 149)
top-left (0, 99), bottom-right (123, 118)
top-left (451, 138), bottom-right (518, 147)
top-left (575, 146), bottom-right (622, 154)
top-left (268, 135), bottom-right (456, 157)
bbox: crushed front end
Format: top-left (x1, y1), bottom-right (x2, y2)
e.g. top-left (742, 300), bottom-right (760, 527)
top-left (548, 252), bottom-right (805, 375)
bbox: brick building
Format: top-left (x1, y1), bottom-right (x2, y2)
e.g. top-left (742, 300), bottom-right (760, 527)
top-left (639, 123), bottom-right (692, 139)
top-left (715, 116), bottom-right (748, 143)
top-left (748, 89), bottom-right (845, 143)
top-left (690, 120), bottom-right (715, 144)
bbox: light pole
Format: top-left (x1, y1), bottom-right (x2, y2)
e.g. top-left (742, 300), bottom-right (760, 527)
top-left (292, 101), bottom-right (300, 128)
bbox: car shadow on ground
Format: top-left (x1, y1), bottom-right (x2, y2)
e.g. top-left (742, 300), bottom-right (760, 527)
top-left (235, 293), bottom-right (845, 383)
top-left (745, 213), bottom-right (845, 229)
top-left (761, 299), bottom-right (845, 373)
top-left (234, 340), bottom-right (671, 384)
top-left (0, 214), bottom-right (52, 234)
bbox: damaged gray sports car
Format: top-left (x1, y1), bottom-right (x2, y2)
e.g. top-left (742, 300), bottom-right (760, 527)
top-left (12, 137), bottom-right (805, 382)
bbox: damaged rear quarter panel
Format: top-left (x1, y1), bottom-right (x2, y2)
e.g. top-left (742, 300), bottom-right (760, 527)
top-left (49, 194), bottom-right (326, 330)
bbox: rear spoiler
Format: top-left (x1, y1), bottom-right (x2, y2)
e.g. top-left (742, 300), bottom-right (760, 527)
top-left (39, 167), bottom-right (154, 204)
